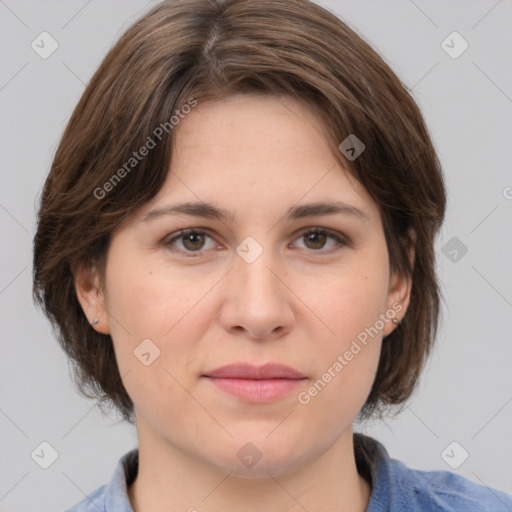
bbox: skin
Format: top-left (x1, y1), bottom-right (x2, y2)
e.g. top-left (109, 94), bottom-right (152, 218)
top-left (75, 93), bottom-right (413, 512)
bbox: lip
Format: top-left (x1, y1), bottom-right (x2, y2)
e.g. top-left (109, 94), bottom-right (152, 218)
top-left (202, 363), bottom-right (307, 403)
top-left (203, 363), bottom-right (306, 379)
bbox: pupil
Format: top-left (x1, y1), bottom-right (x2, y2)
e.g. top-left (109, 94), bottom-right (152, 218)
top-left (307, 232), bottom-right (325, 249)
top-left (184, 233), bottom-right (204, 250)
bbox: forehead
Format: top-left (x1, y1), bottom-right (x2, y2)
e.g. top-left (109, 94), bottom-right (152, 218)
top-left (135, 93), bottom-right (381, 227)
top-left (174, 93), bottom-right (332, 157)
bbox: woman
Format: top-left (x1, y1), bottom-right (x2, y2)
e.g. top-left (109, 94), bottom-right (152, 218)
top-left (32, 0), bottom-right (512, 511)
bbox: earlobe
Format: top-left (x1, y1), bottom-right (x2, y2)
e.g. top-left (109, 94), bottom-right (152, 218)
top-left (383, 273), bottom-right (412, 338)
top-left (383, 228), bottom-right (415, 337)
top-left (73, 261), bottom-right (111, 334)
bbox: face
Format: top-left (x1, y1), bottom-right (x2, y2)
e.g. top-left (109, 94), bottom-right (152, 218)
top-left (76, 93), bottom-right (411, 478)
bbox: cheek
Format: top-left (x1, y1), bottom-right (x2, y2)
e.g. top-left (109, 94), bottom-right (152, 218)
top-left (105, 258), bottom-right (206, 339)
top-left (103, 263), bottom-right (203, 423)
top-left (301, 259), bottom-right (388, 405)
top-left (298, 274), bottom-right (385, 427)
top-left (317, 263), bottom-right (389, 341)
top-left (103, 256), bottom-right (217, 389)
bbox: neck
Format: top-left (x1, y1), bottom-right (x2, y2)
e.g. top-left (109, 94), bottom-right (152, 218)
top-left (128, 421), bottom-right (371, 512)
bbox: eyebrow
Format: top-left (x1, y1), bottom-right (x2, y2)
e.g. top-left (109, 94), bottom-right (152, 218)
top-left (143, 200), bottom-right (370, 224)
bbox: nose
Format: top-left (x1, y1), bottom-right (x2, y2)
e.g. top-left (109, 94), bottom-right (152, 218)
top-left (219, 247), bottom-right (294, 341)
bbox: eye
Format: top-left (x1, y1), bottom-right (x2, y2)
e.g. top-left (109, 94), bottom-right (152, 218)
top-left (163, 227), bottom-right (348, 257)
top-left (292, 227), bottom-right (348, 253)
top-left (163, 229), bottom-right (217, 256)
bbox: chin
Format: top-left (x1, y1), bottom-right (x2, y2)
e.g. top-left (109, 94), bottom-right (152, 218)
top-left (204, 436), bottom-right (313, 479)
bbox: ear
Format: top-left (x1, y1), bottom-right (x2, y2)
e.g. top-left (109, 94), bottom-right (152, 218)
top-left (382, 228), bottom-right (415, 337)
top-left (72, 260), bottom-right (111, 335)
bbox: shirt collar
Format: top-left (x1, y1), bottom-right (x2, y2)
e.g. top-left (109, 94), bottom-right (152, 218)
top-left (103, 433), bottom-right (391, 511)
top-left (104, 448), bottom-right (138, 511)
top-left (354, 432), bottom-right (394, 511)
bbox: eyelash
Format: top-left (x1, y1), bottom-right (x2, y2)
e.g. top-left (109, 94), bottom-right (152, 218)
top-left (163, 227), bottom-right (348, 257)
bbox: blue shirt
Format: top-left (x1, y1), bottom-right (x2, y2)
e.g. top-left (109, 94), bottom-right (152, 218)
top-left (64, 433), bottom-right (512, 511)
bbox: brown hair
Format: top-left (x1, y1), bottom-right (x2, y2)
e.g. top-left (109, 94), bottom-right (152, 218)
top-left (33, 0), bottom-right (446, 424)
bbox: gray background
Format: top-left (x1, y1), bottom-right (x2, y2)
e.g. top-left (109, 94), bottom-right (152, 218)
top-left (1, 0), bottom-right (511, 510)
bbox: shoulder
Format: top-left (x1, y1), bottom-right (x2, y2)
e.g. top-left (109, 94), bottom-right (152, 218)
top-left (390, 457), bottom-right (512, 511)
top-left (62, 448), bottom-right (138, 512)
top-left (354, 433), bottom-right (512, 512)
top-left (62, 484), bottom-right (107, 512)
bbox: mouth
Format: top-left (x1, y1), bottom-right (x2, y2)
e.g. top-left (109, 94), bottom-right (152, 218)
top-left (202, 363), bottom-right (307, 403)
top-left (203, 362), bottom-right (306, 380)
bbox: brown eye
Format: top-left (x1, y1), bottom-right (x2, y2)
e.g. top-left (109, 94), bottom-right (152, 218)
top-left (303, 231), bottom-right (327, 250)
top-left (164, 229), bottom-right (216, 255)
top-left (293, 228), bottom-right (347, 253)
top-left (181, 232), bottom-right (206, 251)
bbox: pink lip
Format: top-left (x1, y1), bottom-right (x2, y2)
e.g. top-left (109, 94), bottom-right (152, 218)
top-left (204, 363), bottom-right (306, 379)
top-left (202, 363), bottom-right (307, 403)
